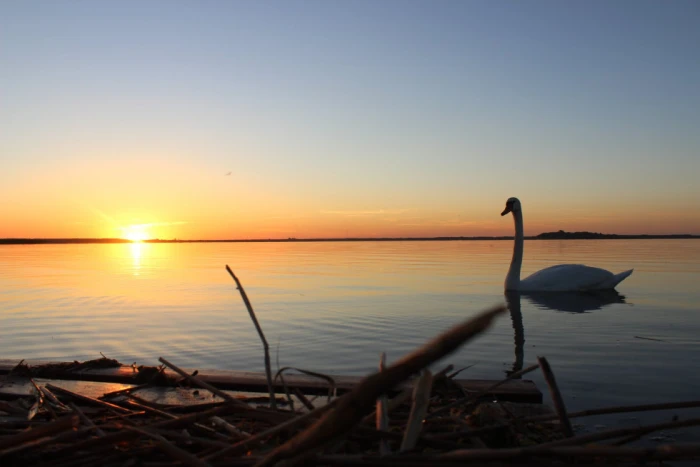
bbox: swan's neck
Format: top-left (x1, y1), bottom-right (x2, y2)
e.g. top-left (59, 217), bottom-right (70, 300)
top-left (505, 210), bottom-right (524, 291)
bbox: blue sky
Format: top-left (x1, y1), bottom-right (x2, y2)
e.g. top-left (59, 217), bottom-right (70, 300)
top-left (2, 0), bottom-right (699, 238)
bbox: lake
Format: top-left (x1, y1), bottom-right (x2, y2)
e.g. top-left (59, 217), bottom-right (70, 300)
top-left (2, 239), bottom-right (700, 438)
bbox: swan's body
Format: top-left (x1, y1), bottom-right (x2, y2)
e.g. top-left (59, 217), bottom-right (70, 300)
top-left (501, 197), bottom-right (633, 292)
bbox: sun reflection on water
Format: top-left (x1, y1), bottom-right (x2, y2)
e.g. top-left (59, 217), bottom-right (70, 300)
top-left (130, 242), bottom-right (144, 275)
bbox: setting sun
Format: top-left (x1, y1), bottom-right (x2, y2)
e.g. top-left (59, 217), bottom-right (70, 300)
top-left (122, 225), bottom-right (151, 242)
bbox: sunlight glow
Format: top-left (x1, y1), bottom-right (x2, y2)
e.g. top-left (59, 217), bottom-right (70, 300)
top-left (122, 225), bottom-right (151, 242)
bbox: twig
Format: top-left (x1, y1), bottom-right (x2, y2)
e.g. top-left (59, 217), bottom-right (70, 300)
top-left (39, 384), bottom-right (70, 412)
top-left (226, 265), bottom-right (277, 411)
top-left (45, 383), bottom-right (133, 414)
top-left (376, 352), bottom-right (390, 456)
top-left (275, 367), bottom-right (337, 402)
top-left (211, 416), bottom-right (251, 439)
top-left (157, 357), bottom-right (249, 408)
top-left (537, 356), bottom-right (573, 437)
top-left (276, 368), bottom-right (296, 413)
top-left (254, 304), bottom-right (506, 467)
top-left (293, 388), bottom-right (316, 412)
top-left (521, 399), bottom-right (700, 422)
top-left (446, 363), bottom-right (477, 379)
top-left (69, 402), bottom-right (106, 437)
top-left (400, 369), bottom-right (433, 452)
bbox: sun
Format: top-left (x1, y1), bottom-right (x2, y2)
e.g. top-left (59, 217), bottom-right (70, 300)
top-left (122, 224), bottom-right (151, 242)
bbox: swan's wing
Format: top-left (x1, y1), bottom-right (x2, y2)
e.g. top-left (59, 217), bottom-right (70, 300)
top-left (520, 264), bottom-right (615, 292)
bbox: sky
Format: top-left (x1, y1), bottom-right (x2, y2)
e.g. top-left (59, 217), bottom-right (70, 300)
top-left (2, 0), bottom-right (699, 239)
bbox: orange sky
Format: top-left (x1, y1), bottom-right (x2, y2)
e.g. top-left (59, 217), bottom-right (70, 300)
top-left (3, 155), bottom-right (698, 239)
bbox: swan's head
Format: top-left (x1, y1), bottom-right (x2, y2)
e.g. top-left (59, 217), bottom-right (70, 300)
top-left (501, 197), bottom-right (521, 216)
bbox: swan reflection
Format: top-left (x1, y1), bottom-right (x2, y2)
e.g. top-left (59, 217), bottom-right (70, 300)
top-left (504, 290), bottom-right (627, 377)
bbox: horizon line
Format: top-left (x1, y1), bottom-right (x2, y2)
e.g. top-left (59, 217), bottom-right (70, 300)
top-left (1, 232), bottom-right (699, 245)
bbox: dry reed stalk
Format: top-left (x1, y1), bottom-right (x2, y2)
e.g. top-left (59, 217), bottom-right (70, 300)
top-left (0, 415), bottom-right (79, 453)
top-left (400, 369), bottom-right (433, 452)
top-left (45, 383), bottom-right (133, 414)
top-left (293, 388), bottom-right (316, 412)
top-left (536, 356), bottom-right (573, 437)
top-left (68, 402), bottom-right (106, 437)
top-left (157, 357), bottom-right (249, 408)
top-left (276, 370), bottom-right (296, 413)
top-left (521, 399), bottom-right (700, 423)
top-left (226, 265), bottom-right (277, 411)
top-left (274, 367), bottom-right (337, 402)
top-left (376, 352), bottom-right (390, 456)
top-left (28, 378), bottom-right (54, 418)
top-left (124, 426), bottom-right (212, 467)
top-left (39, 384), bottom-right (70, 412)
top-left (211, 416), bottom-right (251, 439)
top-left (254, 304), bottom-right (506, 467)
top-left (425, 362), bottom-right (540, 420)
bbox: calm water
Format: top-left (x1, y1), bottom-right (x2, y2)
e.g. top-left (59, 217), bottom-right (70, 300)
top-left (2, 240), bottom-right (700, 436)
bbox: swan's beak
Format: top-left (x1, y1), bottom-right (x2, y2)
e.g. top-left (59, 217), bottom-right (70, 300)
top-left (501, 206), bottom-right (512, 216)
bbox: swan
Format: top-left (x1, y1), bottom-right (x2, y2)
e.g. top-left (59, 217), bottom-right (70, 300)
top-left (501, 197), bottom-right (634, 292)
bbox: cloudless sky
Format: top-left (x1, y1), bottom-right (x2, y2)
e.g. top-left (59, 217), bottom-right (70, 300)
top-left (2, 0), bottom-right (699, 239)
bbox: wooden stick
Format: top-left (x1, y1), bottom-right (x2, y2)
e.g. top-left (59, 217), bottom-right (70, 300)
top-left (536, 356), bottom-right (573, 437)
top-left (293, 388), bottom-right (316, 412)
top-left (226, 265), bottom-right (277, 411)
top-left (39, 384), bottom-right (70, 412)
top-left (124, 426), bottom-right (212, 467)
top-left (45, 383), bottom-right (133, 414)
top-left (69, 402), bottom-right (106, 437)
top-left (400, 369), bottom-right (433, 452)
top-left (254, 304), bottom-right (506, 467)
top-left (522, 399), bottom-right (700, 422)
top-left (158, 357), bottom-right (249, 408)
top-left (211, 416), bottom-right (251, 439)
top-left (0, 415), bottom-right (79, 453)
top-left (376, 352), bottom-right (390, 456)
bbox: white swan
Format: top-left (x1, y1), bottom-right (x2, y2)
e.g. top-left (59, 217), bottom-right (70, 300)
top-left (501, 197), bottom-right (633, 292)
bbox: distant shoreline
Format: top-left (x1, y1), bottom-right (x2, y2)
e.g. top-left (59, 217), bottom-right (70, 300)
top-left (1, 231), bottom-right (698, 245)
